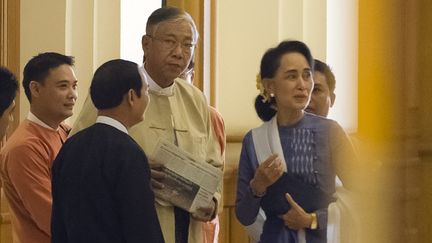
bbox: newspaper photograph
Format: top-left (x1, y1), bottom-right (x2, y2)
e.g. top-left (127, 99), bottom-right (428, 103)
top-left (151, 139), bottom-right (223, 214)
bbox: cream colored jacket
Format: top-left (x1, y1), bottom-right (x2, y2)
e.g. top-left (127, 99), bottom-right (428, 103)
top-left (70, 77), bottom-right (223, 243)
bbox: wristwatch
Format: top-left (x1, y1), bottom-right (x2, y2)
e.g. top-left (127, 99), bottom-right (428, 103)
top-left (309, 213), bottom-right (318, 229)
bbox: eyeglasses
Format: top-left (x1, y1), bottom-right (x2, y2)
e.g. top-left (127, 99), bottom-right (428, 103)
top-left (147, 35), bottom-right (196, 54)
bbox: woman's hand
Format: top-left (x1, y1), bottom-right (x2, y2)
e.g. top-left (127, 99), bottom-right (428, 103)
top-left (250, 154), bottom-right (284, 195)
top-left (279, 193), bottom-right (313, 230)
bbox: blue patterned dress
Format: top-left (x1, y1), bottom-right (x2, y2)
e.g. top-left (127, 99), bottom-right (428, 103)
top-left (235, 113), bottom-right (356, 243)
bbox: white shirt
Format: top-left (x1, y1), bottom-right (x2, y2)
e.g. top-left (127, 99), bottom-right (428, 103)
top-left (140, 65), bottom-right (174, 96)
top-left (27, 112), bottom-right (58, 131)
top-left (96, 116), bottom-right (128, 134)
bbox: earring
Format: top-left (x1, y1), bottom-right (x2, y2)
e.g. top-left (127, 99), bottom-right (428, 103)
top-left (270, 93), bottom-right (275, 97)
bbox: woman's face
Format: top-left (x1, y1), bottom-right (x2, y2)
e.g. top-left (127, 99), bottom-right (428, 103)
top-left (266, 52), bottom-right (314, 112)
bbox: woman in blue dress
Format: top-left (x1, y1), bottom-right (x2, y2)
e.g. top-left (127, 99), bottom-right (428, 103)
top-left (235, 40), bottom-right (358, 243)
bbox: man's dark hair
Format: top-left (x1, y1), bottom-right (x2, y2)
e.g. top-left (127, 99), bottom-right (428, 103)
top-left (22, 52), bottom-right (75, 102)
top-left (0, 66), bottom-right (18, 116)
top-left (90, 59), bottom-right (143, 110)
top-left (314, 59), bottom-right (336, 93)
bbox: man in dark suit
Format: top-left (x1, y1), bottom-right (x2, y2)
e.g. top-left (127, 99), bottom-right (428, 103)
top-left (51, 59), bottom-right (164, 243)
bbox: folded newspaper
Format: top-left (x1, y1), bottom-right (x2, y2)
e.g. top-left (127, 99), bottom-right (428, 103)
top-left (151, 139), bottom-right (223, 215)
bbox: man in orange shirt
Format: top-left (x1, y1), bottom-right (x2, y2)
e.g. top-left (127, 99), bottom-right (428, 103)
top-left (0, 66), bottom-right (18, 140)
top-left (305, 59), bottom-right (336, 117)
top-left (0, 52), bottom-right (78, 243)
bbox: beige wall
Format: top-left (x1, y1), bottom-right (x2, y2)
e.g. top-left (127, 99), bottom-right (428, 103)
top-left (19, 0), bottom-right (120, 125)
top-left (20, 0), bottom-right (356, 135)
top-left (215, 0), bottom-right (358, 137)
top-left (20, 0), bottom-right (67, 121)
top-left (215, 0), bottom-right (278, 137)
top-left (215, 0), bottom-right (338, 137)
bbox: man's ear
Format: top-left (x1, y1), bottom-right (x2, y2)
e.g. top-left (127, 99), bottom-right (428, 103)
top-left (142, 35), bottom-right (151, 53)
top-left (330, 93), bottom-right (336, 107)
top-left (29, 81), bottom-right (40, 99)
top-left (126, 89), bottom-right (135, 107)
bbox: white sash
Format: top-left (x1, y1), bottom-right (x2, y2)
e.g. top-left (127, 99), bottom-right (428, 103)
top-left (247, 116), bottom-right (306, 243)
top-left (251, 116), bottom-right (287, 172)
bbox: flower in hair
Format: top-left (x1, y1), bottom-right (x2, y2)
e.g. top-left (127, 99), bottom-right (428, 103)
top-left (256, 73), bottom-right (270, 103)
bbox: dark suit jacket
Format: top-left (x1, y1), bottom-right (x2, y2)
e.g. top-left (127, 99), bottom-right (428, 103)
top-left (51, 123), bottom-right (164, 243)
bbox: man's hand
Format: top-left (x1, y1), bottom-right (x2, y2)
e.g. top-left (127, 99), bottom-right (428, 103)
top-left (191, 199), bottom-right (216, 222)
top-left (149, 161), bottom-right (166, 189)
top-left (250, 154), bottom-right (284, 195)
top-left (279, 193), bottom-right (313, 230)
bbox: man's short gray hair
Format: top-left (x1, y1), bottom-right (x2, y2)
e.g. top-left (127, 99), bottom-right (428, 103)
top-left (146, 7), bottom-right (199, 42)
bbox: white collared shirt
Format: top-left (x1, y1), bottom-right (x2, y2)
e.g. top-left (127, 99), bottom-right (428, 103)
top-left (140, 65), bottom-right (174, 96)
top-left (96, 116), bottom-right (128, 134)
top-left (27, 112), bottom-right (58, 131)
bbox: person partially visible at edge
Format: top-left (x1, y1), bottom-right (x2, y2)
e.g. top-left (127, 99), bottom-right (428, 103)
top-left (51, 59), bottom-right (165, 243)
top-left (305, 59), bottom-right (336, 117)
top-left (179, 60), bottom-right (226, 243)
top-left (0, 52), bottom-right (77, 243)
top-left (0, 66), bottom-right (18, 140)
top-left (307, 59), bottom-right (361, 243)
top-left (69, 7), bottom-right (223, 243)
top-left (235, 40), bottom-right (359, 243)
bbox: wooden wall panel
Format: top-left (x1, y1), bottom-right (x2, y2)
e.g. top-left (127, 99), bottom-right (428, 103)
top-left (418, 0), bottom-right (432, 242)
top-left (220, 142), bottom-right (250, 243)
top-left (358, 0), bottom-right (426, 242)
top-left (0, 0), bottom-right (19, 133)
top-left (0, 0), bottom-right (19, 242)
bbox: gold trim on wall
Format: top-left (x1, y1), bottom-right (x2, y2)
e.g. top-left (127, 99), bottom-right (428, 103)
top-left (0, 0), bottom-right (20, 133)
top-left (1, 2), bottom-right (19, 242)
top-left (0, 0), bottom-right (20, 144)
top-left (209, 0), bottom-right (217, 107)
top-left (0, 0), bottom-right (7, 64)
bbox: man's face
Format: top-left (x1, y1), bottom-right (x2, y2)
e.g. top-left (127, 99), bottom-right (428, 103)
top-left (32, 64), bottom-right (78, 124)
top-left (305, 70), bottom-right (334, 117)
top-left (135, 82), bottom-right (150, 123)
top-left (143, 19), bottom-right (195, 87)
top-left (0, 100), bottom-right (15, 140)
